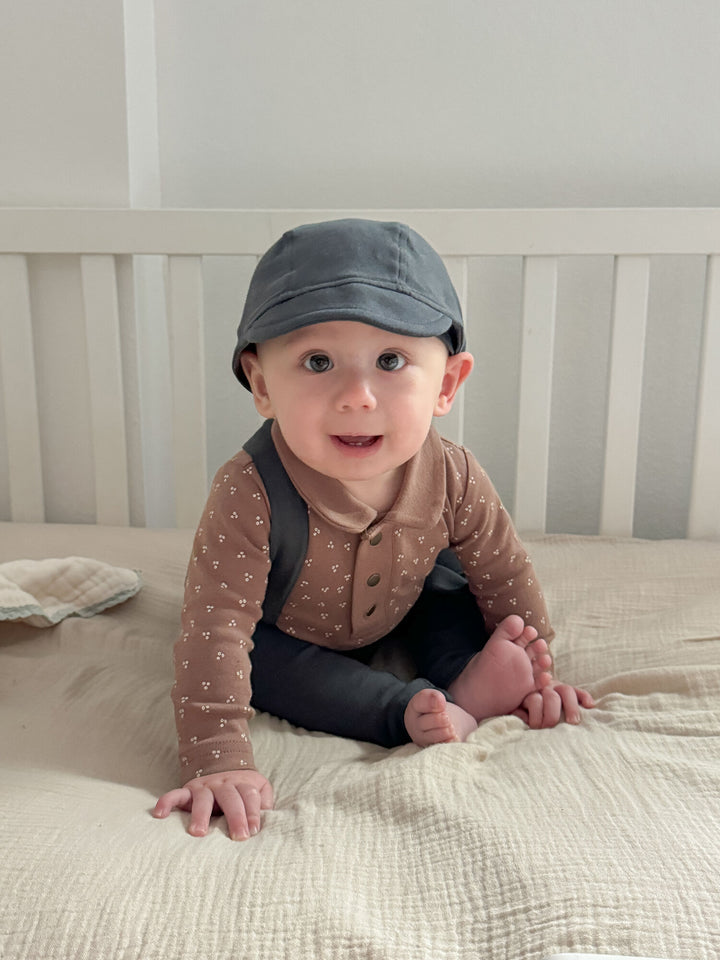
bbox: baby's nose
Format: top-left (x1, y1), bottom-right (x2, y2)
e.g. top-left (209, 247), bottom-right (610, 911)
top-left (335, 371), bottom-right (377, 410)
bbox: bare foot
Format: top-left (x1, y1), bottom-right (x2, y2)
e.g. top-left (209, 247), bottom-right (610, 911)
top-left (448, 614), bottom-right (553, 722)
top-left (404, 688), bottom-right (478, 747)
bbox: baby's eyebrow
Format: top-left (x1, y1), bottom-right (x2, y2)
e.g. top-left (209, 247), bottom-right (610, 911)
top-left (295, 344), bottom-right (332, 355)
top-left (281, 329), bottom-right (331, 349)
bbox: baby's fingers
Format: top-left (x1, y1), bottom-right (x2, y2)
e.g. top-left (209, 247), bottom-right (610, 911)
top-left (516, 683), bottom-right (595, 730)
top-left (187, 785), bottom-right (216, 838)
top-left (235, 780), bottom-right (274, 839)
top-left (520, 687), bottom-right (563, 728)
top-left (214, 782), bottom-right (255, 841)
top-left (521, 690), bottom-right (545, 728)
top-left (214, 777), bottom-right (274, 841)
top-left (525, 687), bottom-right (563, 728)
top-left (556, 684), bottom-right (596, 724)
top-left (554, 684), bottom-right (581, 724)
top-left (152, 787), bottom-right (192, 818)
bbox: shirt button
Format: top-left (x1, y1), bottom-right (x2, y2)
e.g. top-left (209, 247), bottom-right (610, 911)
top-left (366, 573), bottom-right (381, 587)
top-left (369, 532), bottom-right (382, 546)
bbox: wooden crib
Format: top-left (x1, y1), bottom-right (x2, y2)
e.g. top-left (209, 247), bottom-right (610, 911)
top-left (1, 207), bottom-right (719, 538)
top-left (1, 208), bottom-right (719, 960)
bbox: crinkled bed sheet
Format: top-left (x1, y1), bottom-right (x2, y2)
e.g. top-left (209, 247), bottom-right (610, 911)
top-left (1, 522), bottom-right (719, 960)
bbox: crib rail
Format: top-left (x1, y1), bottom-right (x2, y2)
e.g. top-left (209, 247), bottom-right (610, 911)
top-left (1, 208), bottom-right (719, 538)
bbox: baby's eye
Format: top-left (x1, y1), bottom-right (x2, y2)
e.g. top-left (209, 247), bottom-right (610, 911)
top-left (377, 352), bottom-right (406, 372)
top-left (303, 354), bottom-right (333, 373)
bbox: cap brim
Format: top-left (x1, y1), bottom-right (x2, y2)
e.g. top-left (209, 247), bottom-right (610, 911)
top-left (233, 282), bottom-right (463, 389)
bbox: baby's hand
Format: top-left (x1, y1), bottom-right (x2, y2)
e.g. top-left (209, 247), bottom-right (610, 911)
top-left (514, 682), bottom-right (595, 729)
top-left (153, 769), bottom-right (273, 841)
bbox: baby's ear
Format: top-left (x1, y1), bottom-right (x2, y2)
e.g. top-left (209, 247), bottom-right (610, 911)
top-left (240, 351), bottom-right (275, 418)
top-left (434, 351), bottom-right (474, 417)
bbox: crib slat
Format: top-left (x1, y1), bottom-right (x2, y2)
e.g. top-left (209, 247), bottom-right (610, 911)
top-left (80, 255), bottom-right (130, 525)
top-left (440, 256), bottom-right (469, 445)
top-left (0, 255), bottom-right (45, 521)
top-left (600, 255), bottom-right (650, 537)
top-left (167, 255), bottom-right (208, 527)
top-left (689, 254), bottom-right (720, 539)
top-left (514, 256), bottom-right (558, 533)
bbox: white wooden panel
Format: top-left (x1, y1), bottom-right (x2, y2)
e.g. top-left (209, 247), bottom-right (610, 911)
top-left (2, 207), bottom-right (720, 256)
top-left (439, 256), bottom-right (468, 445)
top-left (0, 254), bottom-right (45, 521)
top-left (600, 256), bottom-right (650, 537)
top-left (131, 255), bottom-right (175, 527)
top-left (80, 255), bottom-right (130, 525)
top-left (514, 256), bottom-right (558, 533)
top-left (689, 254), bottom-right (720, 539)
top-left (167, 255), bottom-right (208, 528)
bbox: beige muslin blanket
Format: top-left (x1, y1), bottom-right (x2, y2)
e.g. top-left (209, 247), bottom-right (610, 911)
top-left (0, 555), bottom-right (141, 627)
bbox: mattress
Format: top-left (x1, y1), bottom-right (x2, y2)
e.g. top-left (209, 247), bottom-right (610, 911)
top-left (1, 522), bottom-right (719, 960)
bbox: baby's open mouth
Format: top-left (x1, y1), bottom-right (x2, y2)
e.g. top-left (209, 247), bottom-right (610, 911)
top-left (334, 435), bottom-right (381, 448)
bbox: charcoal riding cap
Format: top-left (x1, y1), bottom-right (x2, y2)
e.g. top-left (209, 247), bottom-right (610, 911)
top-left (232, 218), bottom-right (465, 389)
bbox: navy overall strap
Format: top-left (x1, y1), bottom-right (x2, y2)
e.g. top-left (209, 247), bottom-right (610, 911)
top-left (242, 419), bottom-right (309, 625)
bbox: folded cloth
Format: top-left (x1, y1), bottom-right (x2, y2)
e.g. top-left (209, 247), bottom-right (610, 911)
top-left (0, 556), bottom-right (142, 627)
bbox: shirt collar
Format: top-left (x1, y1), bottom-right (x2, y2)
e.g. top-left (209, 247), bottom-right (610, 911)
top-left (270, 421), bottom-right (447, 534)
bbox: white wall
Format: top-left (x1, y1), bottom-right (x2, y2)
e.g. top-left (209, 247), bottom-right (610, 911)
top-left (1, 0), bottom-right (129, 207)
top-left (4, 1), bottom-right (720, 211)
top-left (154, 0), bottom-right (720, 209)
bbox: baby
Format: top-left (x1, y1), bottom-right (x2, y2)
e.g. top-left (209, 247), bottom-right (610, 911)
top-left (154, 219), bottom-right (593, 841)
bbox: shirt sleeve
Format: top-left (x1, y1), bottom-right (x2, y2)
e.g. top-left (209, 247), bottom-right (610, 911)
top-left (445, 444), bottom-right (555, 646)
top-left (171, 455), bottom-right (271, 779)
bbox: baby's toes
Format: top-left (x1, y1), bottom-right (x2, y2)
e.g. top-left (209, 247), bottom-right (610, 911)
top-left (535, 668), bottom-right (555, 688)
top-left (411, 711), bottom-right (458, 746)
top-left (517, 626), bottom-right (540, 650)
top-left (411, 688), bottom-right (446, 716)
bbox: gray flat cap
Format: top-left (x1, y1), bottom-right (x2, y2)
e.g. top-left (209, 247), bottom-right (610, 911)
top-left (232, 218), bottom-right (465, 389)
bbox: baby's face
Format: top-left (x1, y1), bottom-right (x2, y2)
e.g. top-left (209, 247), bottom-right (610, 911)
top-left (241, 321), bottom-right (469, 500)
